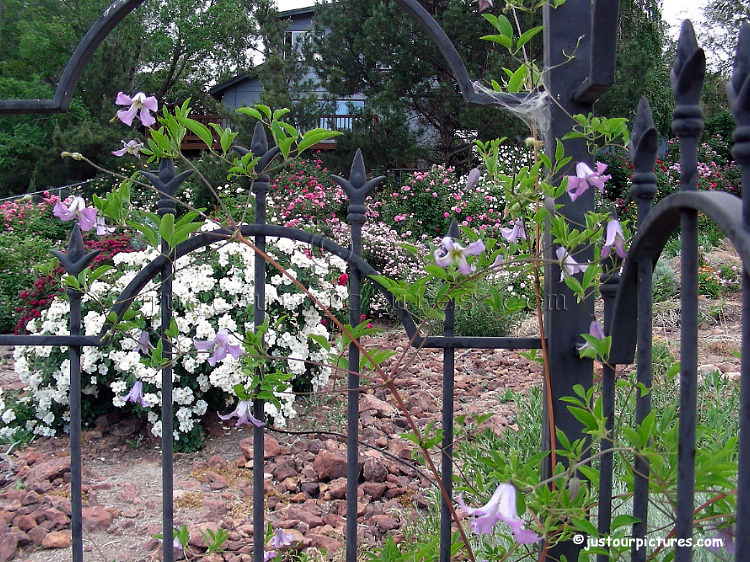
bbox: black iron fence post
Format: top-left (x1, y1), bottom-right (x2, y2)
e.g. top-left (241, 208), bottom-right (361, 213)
top-left (51, 225), bottom-right (99, 562)
top-left (670, 22), bottom-right (705, 561)
top-left (142, 158), bottom-right (192, 562)
top-left (332, 150), bottom-right (383, 562)
top-left (542, 1), bottom-right (617, 558)
top-left (628, 97), bottom-right (659, 561)
top-left (728, 22), bottom-right (750, 561)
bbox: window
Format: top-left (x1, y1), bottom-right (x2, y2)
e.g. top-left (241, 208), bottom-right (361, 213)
top-left (319, 100), bottom-right (365, 130)
top-left (284, 31), bottom-right (308, 57)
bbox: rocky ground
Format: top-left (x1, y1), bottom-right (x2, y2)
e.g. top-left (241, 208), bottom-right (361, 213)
top-left (0, 331), bottom-right (543, 562)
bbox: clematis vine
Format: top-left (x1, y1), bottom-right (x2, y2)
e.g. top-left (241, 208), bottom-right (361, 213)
top-left (566, 162), bottom-right (611, 202)
top-left (434, 237), bottom-right (485, 275)
top-left (53, 196), bottom-right (98, 232)
top-left (193, 329), bottom-right (244, 366)
top-left (456, 483), bottom-right (541, 544)
top-left (115, 92), bottom-right (158, 128)
top-left (601, 218), bottom-right (627, 259)
top-left (218, 399), bottom-right (264, 428)
top-left (122, 381), bottom-right (149, 408)
top-left (555, 247), bottom-right (588, 281)
top-left (500, 221), bottom-right (526, 244)
top-left (112, 139), bottom-right (144, 158)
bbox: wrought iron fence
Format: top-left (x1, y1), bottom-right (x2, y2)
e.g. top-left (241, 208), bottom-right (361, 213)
top-left (0, 1), bottom-right (749, 561)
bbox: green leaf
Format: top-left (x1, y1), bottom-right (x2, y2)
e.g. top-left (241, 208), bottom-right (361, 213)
top-left (611, 514), bottom-right (640, 530)
top-left (255, 104), bottom-right (272, 120)
top-left (176, 116), bottom-right (213, 149)
top-left (480, 34), bottom-right (513, 48)
top-left (515, 25), bottom-right (543, 51)
top-left (506, 65), bottom-right (527, 93)
top-left (298, 128), bottom-right (341, 153)
top-left (236, 107), bottom-right (262, 120)
top-left (571, 517), bottom-right (598, 537)
top-left (159, 213), bottom-right (175, 248)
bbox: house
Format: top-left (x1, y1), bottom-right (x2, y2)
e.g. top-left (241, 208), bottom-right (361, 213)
top-left (208, 7), bottom-right (366, 148)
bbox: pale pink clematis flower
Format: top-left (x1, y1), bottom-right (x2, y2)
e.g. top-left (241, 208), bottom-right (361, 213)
top-left (456, 483), bottom-right (541, 544)
top-left (122, 381), bottom-right (149, 408)
top-left (115, 92), bottom-right (158, 127)
top-left (475, 0), bottom-right (493, 11)
top-left (268, 528), bottom-right (293, 548)
top-left (112, 139), bottom-right (144, 158)
top-left (556, 247), bottom-right (588, 281)
top-left (601, 218), bottom-right (627, 259)
top-left (578, 320), bottom-right (605, 352)
top-left (218, 399), bottom-right (264, 428)
top-left (566, 162), bottom-right (611, 202)
top-left (193, 329), bottom-right (244, 366)
top-left (53, 196), bottom-right (98, 232)
top-left (500, 221), bottom-right (526, 244)
top-left (434, 237), bottom-right (485, 275)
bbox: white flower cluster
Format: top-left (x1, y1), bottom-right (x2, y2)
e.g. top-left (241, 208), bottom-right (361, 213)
top-left (4, 237), bottom-right (348, 445)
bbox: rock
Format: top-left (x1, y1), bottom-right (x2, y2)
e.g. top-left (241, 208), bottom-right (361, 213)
top-left (42, 507), bottom-right (69, 527)
top-left (362, 458), bottom-right (387, 483)
top-left (202, 471), bottom-right (229, 491)
top-left (42, 530), bottom-right (71, 549)
top-left (372, 514), bottom-right (400, 533)
top-left (326, 478), bottom-right (347, 500)
top-left (360, 482), bottom-right (387, 499)
top-left (116, 482), bottom-right (140, 503)
top-left (188, 521), bottom-right (220, 549)
top-left (271, 460), bottom-right (297, 482)
top-left (239, 435), bottom-right (281, 459)
top-left (284, 506), bottom-right (324, 528)
top-left (307, 533), bottom-right (343, 554)
top-left (110, 416), bottom-right (142, 437)
top-left (0, 532), bottom-right (17, 562)
top-left (360, 393), bottom-right (396, 416)
top-left (27, 525), bottom-right (48, 546)
top-left (82, 506), bottom-right (112, 531)
top-left (300, 482), bottom-right (319, 498)
top-left (14, 513), bottom-right (37, 531)
top-left (207, 455), bottom-right (228, 470)
top-left (313, 451), bottom-right (347, 481)
top-left (26, 456), bottom-right (70, 484)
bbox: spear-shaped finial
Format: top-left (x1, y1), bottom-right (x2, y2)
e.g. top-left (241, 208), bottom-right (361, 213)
top-left (671, 20), bottom-right (706, 106)
top-left (141, 159), bottom-right (193, 214)
top-left (232, 123), bottom-right (281, 175)
top-left (445, 218), bottom-right (460, 240)
top-left (52, 225), bottom-right (100, 277)
top-left (331, 149), bottom-right (385, 208)
top-left (629, 97), bottom-right (657, 172)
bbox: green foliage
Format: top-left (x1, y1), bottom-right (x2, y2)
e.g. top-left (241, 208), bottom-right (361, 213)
top-left (652, 257), bottom-right (678, 302)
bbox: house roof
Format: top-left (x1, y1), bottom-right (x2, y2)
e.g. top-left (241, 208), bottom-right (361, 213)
top-left (209, 69), bottom-right (260, 97)
top-left (277, 7), bottom-right (314, 19)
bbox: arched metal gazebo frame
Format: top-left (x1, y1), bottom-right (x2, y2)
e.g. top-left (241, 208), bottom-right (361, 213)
top-left (2, 2), bottom-right (750, 562)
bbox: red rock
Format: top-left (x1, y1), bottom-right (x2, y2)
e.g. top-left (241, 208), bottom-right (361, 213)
top-left (362, 458), bottom-right (387, 483)
top-left (202, 471), bottom-right (228, 490)
top-left (0, 512), bottom-right (13, 526)
top-left (42, 530), bottom-right (71, 548)
top-left (271, 460), bottom-right (297, 482)
top-left (360, 482), bottom-right (387, 499)
top-left (187, 521), bottom-right (220, 549)
top-left (326, 478), bottom-right (347, 500)
top-left (322, 513), bottom-right (345, 529)
top-left (82, 505), bottom-right (112, 531)
top-left (306, 533), bottom-right (343, 554)
top-left (42, 507), bottom-right (69, 527)
top-left (207, 455), bottom-right (228, 470)
top-left (116, 482), bottom-right (140, 502)
top-left (14, 513), bottom-right (37, 531)
top-left (21, 491), bottom-right (39, 506)
top-left (45, 496), bottom-right (71, 516)
top-left (313, 451), bottom-right (347, 481)
top-left (285, 506), bottom-right (324, 528)
top-left (26, 456), bottom-right (70, 484)
top-left (27, 525), bottom-right (48, 546)
top-left (372, 514), bottom-right (400, 532)
top-left (239, 435), bottom-right (281, 460)
top-left (0, 531), bottom-right (17, 562)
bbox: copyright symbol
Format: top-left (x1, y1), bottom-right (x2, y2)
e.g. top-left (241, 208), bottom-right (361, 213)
top-left (573, 534), bottom-right (584, 545)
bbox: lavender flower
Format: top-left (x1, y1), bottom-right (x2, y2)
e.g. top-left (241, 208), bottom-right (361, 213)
top-left (578, 320), bottom-right (605, 352)
top-left (566, 162), bottom-right (611, 202)
top-left (193, 329), bottom-right (244, 366)
top-left (112, 139), bottom-right (144, 158)
top-left (136, 331), bottom-right (152, 355)
top-left (115, 92), bottom-right (158, 128)
top-left (457, 483), bottom-right (541, 544)
top-left (263, 551), bottom-right (277, 562)
top-left (434, 237), bottom-right (485, 275)
top-left (500, 221), bottom-right (526, 244)
top-left (474, 0), bottom-right (493, 10)
top-left (218, 399), bottom-right (264, 428)
top-left (556, 247), bottom-right (588, 281)
top-left (268, 528), bottom-right (293, 548)
top-left (123, 381), bottom-right (149, 408)
top-left (53, 196), bottom-right (98, 232)
top-left (601, 218), bottom-right (627, 259)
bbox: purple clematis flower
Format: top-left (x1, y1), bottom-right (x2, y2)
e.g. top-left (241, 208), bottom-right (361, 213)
top-left (115, 92), bottom-right (158, 128)
top-left (566, 162), bottom-right (611, 202)
top-left (434, 237), bottom-right (485, 275)
top-left (475, 0), bottom-right (493, 10)
top-left (136, 331), bottom-right (152, 355)
top-left (218, 399), bottom-right (264, 428)
top-left (123, 381), bottom-right (149, 408)
top-left (578, 320), bottom-right (605, 352)
top-left (268, 528), bottom-right (293, 548)
top-left (601, 218), bottom-right (627, 259)
top-left (466, 168), bottom-right (481, 190)
top-left (263, 551), bottom-right (277, 562)
top-left (457, 483), bottom-right (541, 544)
top-left (707, 527), bottom-right (735, 555)
top-left (95, 216), bottom-right (115, 236)
top-left (53, 196), bottom-right (99, 232)
top-left (556, 247), bottom-right (588, 281)
top-left (112, 139), bottom-right (144, 158)
top-left (194, 329), bottom-right (244, 366)
top-left (500, 221), bottom-right (526, 244)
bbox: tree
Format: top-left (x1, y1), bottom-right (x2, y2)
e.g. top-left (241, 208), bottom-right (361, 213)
top-left (310, 0), bottom-right (528, 168)
top-left (701, 0), bottom-right (749, 74)
top-left (594, 0), bottom-right (673, 134)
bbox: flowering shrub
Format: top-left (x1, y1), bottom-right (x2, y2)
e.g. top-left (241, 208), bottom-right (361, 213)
top-left (3, 236), bottom-right (348, 451)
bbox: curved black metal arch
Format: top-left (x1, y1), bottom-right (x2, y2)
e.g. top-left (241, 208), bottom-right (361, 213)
top-left (609, 190), bottom-right (750, 364)
top-left (0, 0), bottom-right (146, 114)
